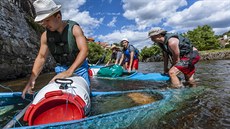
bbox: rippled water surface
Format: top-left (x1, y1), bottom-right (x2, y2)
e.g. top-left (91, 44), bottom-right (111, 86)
top-left (0, 60), bottom-right (230, 129)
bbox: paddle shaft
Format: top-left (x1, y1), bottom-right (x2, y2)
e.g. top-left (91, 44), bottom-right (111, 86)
top-left (3, 102), bottom-right (31, 129)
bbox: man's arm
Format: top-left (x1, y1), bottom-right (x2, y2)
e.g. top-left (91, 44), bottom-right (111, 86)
top-left (70, 25), bottom-right (88, 71)
top-left (22, 32), bottom-right (49, 98)
top-left (119, 53), bottom-right (125, 65)
top-left (115, 58), bottom-right (119, 65)
top-left (115, 52), bottom-right (121, 64)
top-left (128, 51), bottom-right (134, 72)
top-left (105, 59), bottom-right (112, 66)
top-left (162, 51), bottom-right (169, 74)
top-left (168, 37), bottom-right (180, 66)
top-left (50, 25), bottom-right (88, 82)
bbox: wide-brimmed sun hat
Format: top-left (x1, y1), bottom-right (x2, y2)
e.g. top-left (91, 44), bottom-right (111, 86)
top-left (148, 29), bottom-right (167, 37)
top-left (33, 0), bottom-right (62, 22)
top-left (111, 45), bottom-right (118, 50)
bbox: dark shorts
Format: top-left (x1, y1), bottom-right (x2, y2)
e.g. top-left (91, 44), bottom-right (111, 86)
top-left (175, 51), bottom-right (200, 76)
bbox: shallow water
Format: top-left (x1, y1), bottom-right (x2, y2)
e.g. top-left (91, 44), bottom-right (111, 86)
top-left (90, 92), bottom-right (161, 116)
top-left (0, 60), bottom-right (230, 129)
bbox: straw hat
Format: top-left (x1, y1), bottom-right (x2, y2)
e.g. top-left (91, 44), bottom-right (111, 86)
top-left (33, 0), bottom-right (62, 22)
top-left (111, 45), bottom-right (118, 50)
top-left (148, 29), bottom-right (167, 37)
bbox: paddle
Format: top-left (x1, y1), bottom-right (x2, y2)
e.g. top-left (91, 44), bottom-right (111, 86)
top-left (95, 53), bottom-right (106, 65)
top-left (3, 102), bottom-right (31, 129)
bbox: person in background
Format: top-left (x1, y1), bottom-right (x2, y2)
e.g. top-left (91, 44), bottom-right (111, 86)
top-left (105, 45), bottom-right (122, 66)
top-left (119, 38), bottom-right (139, 72)
top-left (22, 0), bottom-right (90, 98)
top-left (148, 28), bottom-right (200, 88)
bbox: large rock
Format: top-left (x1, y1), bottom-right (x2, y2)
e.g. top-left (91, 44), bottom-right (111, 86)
top-left (0, 0), bottom-right (55, 80)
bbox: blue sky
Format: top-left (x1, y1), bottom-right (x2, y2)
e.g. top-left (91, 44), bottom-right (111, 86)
top-left (54, 0), bottom-right (230, 50)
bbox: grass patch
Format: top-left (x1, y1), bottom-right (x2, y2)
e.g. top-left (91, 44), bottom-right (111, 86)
top-left (199, 48), bottom-right (230, 54)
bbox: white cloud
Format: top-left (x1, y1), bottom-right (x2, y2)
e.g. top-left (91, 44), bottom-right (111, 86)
top-left (54, 0), bottom-right (86, 9)
top-left (121, 0), bottom-right (230, 34)
top-left (98, 0), bottom-right (230, 49)
top-left (97, 28), bottom-right (150, 50)
top-left (54, 0), bottom-right (103, 36)
top-left (107, 17), bottom-right (117, 27)
top-left (95, 12), bottom-right (120, 16)
top-left (122, 0), bottom-right (187, 30)
top-left (164, 0), bottom-right (230, 34)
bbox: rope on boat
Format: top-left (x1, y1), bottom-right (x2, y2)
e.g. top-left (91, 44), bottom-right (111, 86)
top-left (13, 116), bottom-right (23, 128)
top-left (3, 91), bottom-right (38, 128)
top-left (3, 102), bottom-right (32, 129)
top-left (0, 84), bottom-right (13, 92)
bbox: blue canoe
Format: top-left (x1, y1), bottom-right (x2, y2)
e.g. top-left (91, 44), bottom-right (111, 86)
top-left (1, 87), bottom-right (204, 129)
top-left (96, 72), bottom-right (170, 81)
top-left (89, 65), bottom-right (170, 81)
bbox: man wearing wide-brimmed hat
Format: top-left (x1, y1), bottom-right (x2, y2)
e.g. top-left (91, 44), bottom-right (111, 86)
top-left (119, 38), bottom-right (139, 72)
top-left (105, 45), bottom-right (122, 66)
top-left (148, 28), bottom-right (200, 88)
top-left (22, 0), bottom-right (90, 98)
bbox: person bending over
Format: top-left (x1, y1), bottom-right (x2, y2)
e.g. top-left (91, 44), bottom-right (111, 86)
top-left (22, 0), bottom-right (90, 98)
top-left (148, 28), bottom-right (200, 88)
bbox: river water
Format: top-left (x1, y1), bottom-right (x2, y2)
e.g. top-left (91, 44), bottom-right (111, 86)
top-left (0, 60), bottom-right (230, 129)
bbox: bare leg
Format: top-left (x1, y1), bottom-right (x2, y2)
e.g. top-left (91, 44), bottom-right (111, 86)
top-left (168, 66), bottom-right (182, 88)
top-left (125, 62), bottom-right (128, 70)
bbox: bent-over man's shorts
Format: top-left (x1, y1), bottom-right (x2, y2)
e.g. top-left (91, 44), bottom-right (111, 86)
top-left (175, 51), bottom-right (200, 76)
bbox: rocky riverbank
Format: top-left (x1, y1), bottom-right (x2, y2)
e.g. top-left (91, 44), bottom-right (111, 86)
top-left (199, 50), bottom-right (230, 60)
top-left (144, 49), bottom-right (230, 62)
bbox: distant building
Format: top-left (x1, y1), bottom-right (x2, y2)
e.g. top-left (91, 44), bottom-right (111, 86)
top-left (87, 37), bottom-right (109, 48)
top-left (219, 35), bottom-right (229, 48)
top-left (96, 41), bottom-right (109, 48)
top-left (87, 37), bottom-right (95, 42)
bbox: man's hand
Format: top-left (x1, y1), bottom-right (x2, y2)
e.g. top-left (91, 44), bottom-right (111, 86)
top-left (128, 67), bottom-right (132, 73)
top-left (22, 81), bottom-right (35, 99)
top-left (50, 71), bottom-right (73, 82)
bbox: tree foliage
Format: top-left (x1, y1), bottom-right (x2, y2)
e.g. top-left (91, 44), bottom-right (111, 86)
top-left (140, 45), bottom-right (161, 61)
top-left (184, 25), bottom-right (220, 50)
top-left (88, 42), bottom-right (106, 64)
top-left (222, 30), bottom-right (230, 37)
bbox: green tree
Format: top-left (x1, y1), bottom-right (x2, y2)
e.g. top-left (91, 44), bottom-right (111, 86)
top-left (184, 25), bottom-right (220, 50)
top-left (88, 42), bottom-right (106, 64)
top-left (140, 45), bottom-right (161, 61)
top-left (113, 42), bottom-right (120, 46)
